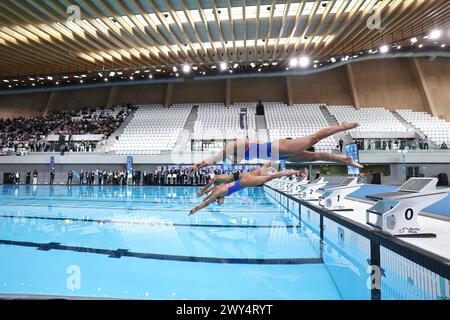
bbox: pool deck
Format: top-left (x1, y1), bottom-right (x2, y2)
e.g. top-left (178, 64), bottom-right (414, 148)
top-left (299, 192), bottom-right (450, 260)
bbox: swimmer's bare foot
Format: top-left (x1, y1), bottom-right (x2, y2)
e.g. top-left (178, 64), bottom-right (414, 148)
top-left (188, 209), bottom-right (197, 216)
top-left (341, 122), bottom-right (359, 130)
top-left (192, 160), bottom-right (207, 171)
top-left (195, 191), bottom-right (202, 197)
top-left (344, 156), bottom-right (364, 168)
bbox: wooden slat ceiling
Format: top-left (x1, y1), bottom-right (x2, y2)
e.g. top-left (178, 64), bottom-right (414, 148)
top-left (0, 0), bottom-right (449, 78)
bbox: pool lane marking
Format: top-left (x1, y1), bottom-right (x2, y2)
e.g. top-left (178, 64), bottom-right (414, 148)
top-left (0, 203), bottom-right (279, 213)
top-left (0, 214), bottom-right (297, 229)
top-left (0, 239), bottom-right (322, 265)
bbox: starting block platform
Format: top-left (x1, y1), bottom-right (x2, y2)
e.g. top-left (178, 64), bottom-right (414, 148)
top-left (366, 178), bottom-right (450, 237)
top-left (299, 177), bottom-right (327, 201)
top-left (318, 177), bottom-right (363, 211)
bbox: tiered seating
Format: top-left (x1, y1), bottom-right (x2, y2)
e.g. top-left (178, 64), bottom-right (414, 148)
top-left (327, 106), bottom-right (409, 134)
top-left (111, 104), bottom-right (191, 155)
top-left (192, 103), bottom-right (257, 140)
top-left (265, 103), bottom-right (337, 152)
top-left (397, 109), bottom-right (450, 146)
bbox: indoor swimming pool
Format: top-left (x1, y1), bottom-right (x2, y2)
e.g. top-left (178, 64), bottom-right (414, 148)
top-left (0, 185), bottom-right (447, 300)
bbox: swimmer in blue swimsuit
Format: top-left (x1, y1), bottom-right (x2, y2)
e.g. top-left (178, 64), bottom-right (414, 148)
top-left (195, 161), bottom-right (276, 197)
top-left (189, 168), bottom-right (302, 215)
top-left (192, 122), bottom-right (364, 170)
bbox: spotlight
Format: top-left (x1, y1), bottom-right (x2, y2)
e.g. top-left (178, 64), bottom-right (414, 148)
top-left (418, 44), bottom-right (423, 48)
top-left (289, 58), bottom-right (298, 67)
top-left (175, 73), bottom-right (179, 77)
top-left (257, 68), bottom-right (261, 72)
top-left (182, 64), bottom-right (191, 73)
top-left (129, 76), bottom-right (134, 80)
top-left (172, 66), bottom-right (177, 72)
top-left (192, 66), bottom-right (198, 70)
top-left (55, 81), bottom-right (59, 85)
top-left (250, 62), bottom-right (256, 68)
top-left (80, 80), bottom-right (83, 83)
top-left (109, 72), bottom-right (115, 77)
top-left (98, 72), bottom-right (103, 77)
top-left (271, 62), bottom-right (277, 66)
top-left (397, 45), bottom-right (402, 50)
top-left (219, 62), bottom-right (227, 71)
top-left (330, 57), bottom-right (336, 63)
top-left (233, 63), bottom-right (239, 68)
top-left (441, 44), bottom-right (446, 48)
top-left (380, 45), bottom-right (389, 53)
top-left (149, 74), bottom-right (153, 79)
top-left (430, 29), bottom-right (442, 40)
top-left (410, 37), bottom-right (418, 44)
top-left (299, 56), bottom-right (310, 68)
top-left (47, 76), bottom-right (53, 80)
top-left (104, 78), bottom-right (108, 82)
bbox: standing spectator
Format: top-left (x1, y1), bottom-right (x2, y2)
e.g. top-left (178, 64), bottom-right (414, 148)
top-left (26, 170), bottom-right (31, 185)
top-left (338, 138), bottom-right (343, 153)
top-left (67, 170), bottom-right (73, 185)
top-left (136, 170), bottom-right (141, 186)
top-left (80, 170), bottom-right (84, 185)
top-left (14, 170), bottom-right (20, 184)
top-left (424, 136), bottom-right (429, 150)
top-left (98, 170), bottom-right (103, 185)
top-left (50, 169), bottom-right (55, 185)
top-left (32, 169), bottom-right (38, 185)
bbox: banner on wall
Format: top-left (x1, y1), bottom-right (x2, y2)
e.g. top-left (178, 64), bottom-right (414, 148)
top-left (345, 143), bottom-right (360, 175)
top-left (127, 156), bottom-right (133, 178)
top-left (279, 160), bottom-right (286, 171)
top-left (50, 156), bottom-right (55, 171)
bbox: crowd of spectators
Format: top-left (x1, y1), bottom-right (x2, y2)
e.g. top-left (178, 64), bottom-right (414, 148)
top-left (4, 166), bottom-right (262, 186)
top-left (0, 105), bottom-right (133, 155)
top-left (68, 167), bottom-right (221, 186)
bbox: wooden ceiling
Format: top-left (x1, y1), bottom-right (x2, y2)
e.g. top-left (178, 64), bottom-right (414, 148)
top-left (0, 0), bottom-right (449, 77)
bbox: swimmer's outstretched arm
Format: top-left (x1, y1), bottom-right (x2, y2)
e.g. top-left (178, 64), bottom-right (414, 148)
top-left (189, 191), bottom-right (218, 215)
top-left (196, 177), bottom-right (217, 197)
top-left (250, 161), bottom-right (273, 176)
top-left (243, 169), bottom-right (300, 187)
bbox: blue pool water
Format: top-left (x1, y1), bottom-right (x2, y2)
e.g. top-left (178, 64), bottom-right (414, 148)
top-left (0, 185), bottom-right (445, 299)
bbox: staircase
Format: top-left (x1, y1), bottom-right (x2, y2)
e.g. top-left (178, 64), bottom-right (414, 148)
top-left (391, 110), bottom-right (421, 137)
top-left (171, 105), bottom-right (198, 154)
top-left (182, 105), bottom-right (198, 131)
top-left (95, 108), bottom-right (137, 152)
top-left (255, 115), bottom-right (267, 130)
top-left (319, 105), bottom-right (353, 144)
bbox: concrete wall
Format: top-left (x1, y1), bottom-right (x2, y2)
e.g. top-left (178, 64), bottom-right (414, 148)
top-left (3, 57), bottom-right (450, 118)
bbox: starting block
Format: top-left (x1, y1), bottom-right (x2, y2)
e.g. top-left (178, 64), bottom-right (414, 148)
top-left (299, 177), bottom-right (328, 201)
top-left (366, 178), bottom-right (450, 237)
top-left (287, 177), bottom-right (309, 195)
top-left (318, 177), bottom-right (363, 211)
